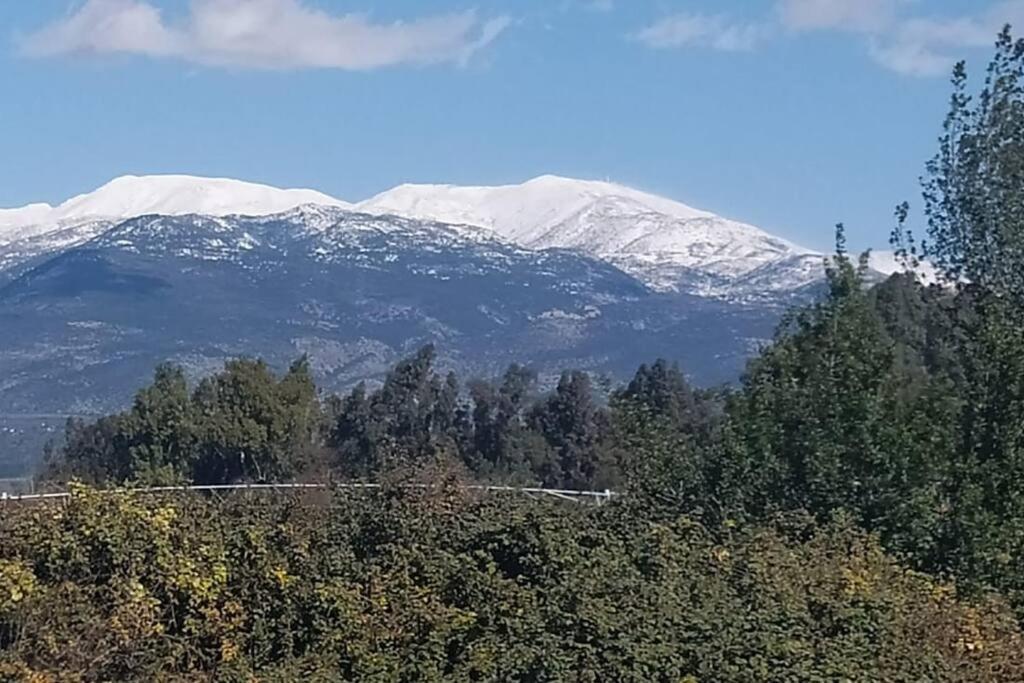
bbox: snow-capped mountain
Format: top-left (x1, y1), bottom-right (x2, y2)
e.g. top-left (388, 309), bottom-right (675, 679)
top-left (358, 175), bottom-right (715, 241)
top-left (1, 173), bottom-right (921, 303)
top-left (865, 250), bottom-right (939, 285)
top-left (1, 173), bottom-right (832, 300)
top-left (0, 175), bottom-right (351, 246)
top-left (358, 175), bottom-right (821, 296)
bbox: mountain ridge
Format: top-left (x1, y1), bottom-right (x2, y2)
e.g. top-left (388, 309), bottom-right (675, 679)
top-left (1, 173), bottom-right (827, 298)
top-left (356, 175), bottom-right (821, 293)
top-left (0, 175), bottom-right (352, 246)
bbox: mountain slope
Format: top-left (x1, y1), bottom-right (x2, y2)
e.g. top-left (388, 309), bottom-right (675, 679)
top-left (358, 175), bottom-right (820, 295)
top-left (0, 218), bottom-right (116, 286)
top-left (0, 210), bottom-right (778, 422)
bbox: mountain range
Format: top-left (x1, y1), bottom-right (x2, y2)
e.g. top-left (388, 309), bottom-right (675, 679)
top-left (0, 174), bottom-right (909, 474)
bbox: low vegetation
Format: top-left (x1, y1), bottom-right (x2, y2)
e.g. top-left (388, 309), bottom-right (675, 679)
top-left (3, 485), bottom-right (1024, 681)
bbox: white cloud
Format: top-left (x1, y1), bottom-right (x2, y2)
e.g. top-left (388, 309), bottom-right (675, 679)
top-left (559, 0), bottom-right (614, 12)
top-left (21, 0), bottom-right (511, 71)
top-left (634, 14), bottom-right (767, 52)
top-left (870, 1), bottom-right (1024, 76)
top-left (631, 1), bottom-right (1024, 78)
top-left (24, 0), bottom-right (183, 58)
top-left (778, 0), bottom-right (905, 33)
top-left (869, 18), bottom-right (993, 76)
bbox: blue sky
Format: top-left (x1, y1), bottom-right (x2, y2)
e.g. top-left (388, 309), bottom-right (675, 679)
top-left (1, 0), bottom-right (1020, 251)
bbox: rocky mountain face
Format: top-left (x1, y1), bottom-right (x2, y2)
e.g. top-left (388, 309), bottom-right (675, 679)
top-left (0, 207), bottom-right (779, 407)
top-left (0, 173), bottom-right (901, 474)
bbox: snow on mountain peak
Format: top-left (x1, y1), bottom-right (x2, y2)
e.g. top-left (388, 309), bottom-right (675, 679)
top-left (0, 203), bottom-right (53, 231)
top-left (1, 172), bottom-right (828, 298)
top-left (357, 174), bottom-right (718, 244)
top-left (864, 250), bottom-right (939, 285)
top-left (357, 174), bottom-right (816, 292)
top-left (53, 174), bottom-right (351, 221)
top-left (0, 174), bottom-right (353, 247)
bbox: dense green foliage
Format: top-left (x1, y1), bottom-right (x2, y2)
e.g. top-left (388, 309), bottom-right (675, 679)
top-left (2, 486), bottom-right (1023, 681)
top-left (52, 347), bottom-right (641, 493)
top-left (721, 30), bottom-right (1024, 613)
top-left (10, 25), bottom-right (1024, 682)
top-left (909, 28), bottom-right (1024, 302)
top-left (52, 358), bottom-right (321, 486)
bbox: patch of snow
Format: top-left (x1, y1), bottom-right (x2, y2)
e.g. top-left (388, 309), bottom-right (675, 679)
top-left (864, 250), bottom-right (940, 285)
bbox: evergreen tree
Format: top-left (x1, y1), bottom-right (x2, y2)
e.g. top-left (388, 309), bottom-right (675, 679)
top-left (330, 382), bottom-right (374, 474)
top-left (53, 415), bottom-right (132, 484)
top-left (48, 357), bottom-right (322, 485)
top-left (124, 364), bottom-right (196, 483)
top-left (466, 364), bottom-right (545, 482)
top-left (608, 359), bottom-right (721, 512)
top-left (330, 346), bottom-right (464, 476)
top-left (530, 370), bottom-right (615, 489)
top-left (191, 357), bottom-right (320, 483)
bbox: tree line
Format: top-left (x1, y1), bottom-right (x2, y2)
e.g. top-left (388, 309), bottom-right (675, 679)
top-left (49, 345), bottom-right (708, 494)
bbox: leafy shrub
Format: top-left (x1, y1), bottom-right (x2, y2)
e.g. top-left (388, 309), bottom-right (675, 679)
top-left (1, 486), bottom-right (1021, 681)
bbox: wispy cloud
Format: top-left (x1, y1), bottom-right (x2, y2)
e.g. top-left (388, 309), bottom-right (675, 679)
top-left (633, 0), bottom-right (1024, 78)
top-left (555, 0), bottom-right (614, 16)
top-left (21, 0), bottom-right (511, 71)
top-left (870, 2), bottom-right (1024, 76)
top-left (777, 0), bottom-right (904, 33)
top-left (633, 14), bottom-right (767, 52)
